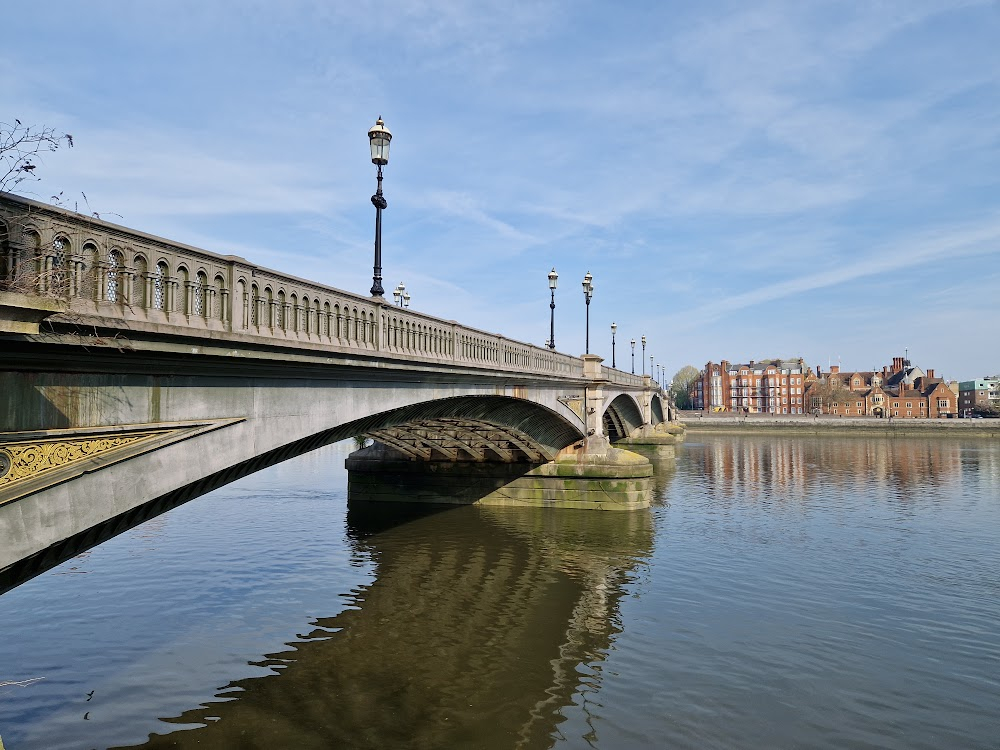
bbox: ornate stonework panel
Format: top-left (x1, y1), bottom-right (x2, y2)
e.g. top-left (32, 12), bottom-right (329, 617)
top-left (0, 418), bottom-right (244, 506)
top-left (558, 396), bottom-right (585, 422)
top-left (0, 432), bottom-right (161, 488)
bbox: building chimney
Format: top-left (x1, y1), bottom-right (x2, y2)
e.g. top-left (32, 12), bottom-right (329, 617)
top-left (830, 365), bottom-right (840, 374)
top-left (927, 368), bottom-right (935, 379)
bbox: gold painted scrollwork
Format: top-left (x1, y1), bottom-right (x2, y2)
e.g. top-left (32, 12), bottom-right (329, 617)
top-left (0, 433), bottom-right (159, 487)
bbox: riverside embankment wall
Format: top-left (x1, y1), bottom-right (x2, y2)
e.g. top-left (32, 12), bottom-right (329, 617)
top-left (680, 415), bottom-right (1000, 439)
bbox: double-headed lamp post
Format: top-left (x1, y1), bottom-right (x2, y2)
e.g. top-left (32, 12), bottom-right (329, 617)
top-left (641, 335), bottom-right (647, 375)
top-left (368, 116), bottom-right (392, 298)
top-left (611, 322), bottom-right (617, 368)
top-left (393, 282), bottom-right (410, 307)
top-left (547, 268), bottom-right (558, 349)
top-left (582, 271), bottom-right (594, 354)
top-left (630, 339), bottom-right (636, 374)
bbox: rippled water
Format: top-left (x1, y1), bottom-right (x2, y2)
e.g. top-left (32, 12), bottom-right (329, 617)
top-left (1, 435), bottom-right (998, 749)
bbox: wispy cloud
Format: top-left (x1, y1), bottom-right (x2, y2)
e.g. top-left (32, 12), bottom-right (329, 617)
top-left (4, 0), bottom-right (999, 377)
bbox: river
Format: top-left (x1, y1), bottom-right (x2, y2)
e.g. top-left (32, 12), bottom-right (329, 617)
top-left (0, 434), bottom-right (998, 749)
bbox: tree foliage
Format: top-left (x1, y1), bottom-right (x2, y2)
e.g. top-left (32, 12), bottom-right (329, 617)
top-left (1, 119), bottom-right (73, 195)
top-left (669, 365), bottom-right (701, 409)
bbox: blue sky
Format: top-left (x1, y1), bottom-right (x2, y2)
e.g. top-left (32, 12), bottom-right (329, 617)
top-left (4, 0), bottom-right (998, 381)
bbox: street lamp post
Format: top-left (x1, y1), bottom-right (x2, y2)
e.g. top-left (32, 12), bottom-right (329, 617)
top-left (368, 116), bottom-right (392, 298)
top-left (610, 322), bottom-right (617, 368)
top-left (641, 335), bottom-right (647, 375)
top-left (630, 339), bottom-right (636, 374)
top-left (547, 268), bottom-right (558, 349)
top-left (582, 271), bottom-right (594, 354)
top-left (393, 282), bottom-right (406, 307)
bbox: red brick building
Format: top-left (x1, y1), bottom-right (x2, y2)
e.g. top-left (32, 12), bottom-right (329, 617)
top-left (691, 358), bottom-right (808, 414)
top-left (803, 357), bottom-right (957, 418)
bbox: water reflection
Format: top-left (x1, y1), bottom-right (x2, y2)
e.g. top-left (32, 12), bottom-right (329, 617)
top-left (687, 435), bottom-right (971, 500)
top-left (119, 502), bottom-right (654, 749)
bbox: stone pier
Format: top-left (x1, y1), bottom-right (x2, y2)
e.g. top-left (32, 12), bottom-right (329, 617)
top-left (346, 435), bottom-right (653, 511)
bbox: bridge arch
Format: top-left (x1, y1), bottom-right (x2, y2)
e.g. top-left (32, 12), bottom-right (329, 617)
top-left (602, 393), bottom-right (645, 441)
top-left (350, 395), bottom-right (584, 463)
top-left (651, 395), bottom-right (665, 424)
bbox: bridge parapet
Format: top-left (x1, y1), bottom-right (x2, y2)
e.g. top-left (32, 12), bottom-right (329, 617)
top-left (1, 193), bottom-right (642, 383)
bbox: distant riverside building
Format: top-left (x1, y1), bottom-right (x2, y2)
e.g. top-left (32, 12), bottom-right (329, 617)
top-left (691, 355), bottom-right (957, 418)
top-left (958, 378), bottom-right (1000, 417)
top-left (690, 358), bottom-right (807, 414)
top-left (804, 356), bottom-right (956, 418)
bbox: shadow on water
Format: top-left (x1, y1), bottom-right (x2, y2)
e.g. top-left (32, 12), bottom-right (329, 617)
top-left (116, 494), bottom-right (658, 749)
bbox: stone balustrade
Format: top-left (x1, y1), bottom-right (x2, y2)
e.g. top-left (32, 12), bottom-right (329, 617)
top-left (1, 192), bottom-right (641, 384)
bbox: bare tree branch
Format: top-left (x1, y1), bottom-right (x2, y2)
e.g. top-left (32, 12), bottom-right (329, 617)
top-left (1, 120), bottom-right (73, 195)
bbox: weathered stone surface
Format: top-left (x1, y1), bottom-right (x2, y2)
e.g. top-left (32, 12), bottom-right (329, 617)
top-left (347, 437), bottom-right (653, 510)
top-left (0, 292), bottom-right (65, 334)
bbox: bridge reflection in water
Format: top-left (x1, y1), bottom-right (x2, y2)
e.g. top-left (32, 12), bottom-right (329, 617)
top-left (120, 500), bottom-right (655, 749)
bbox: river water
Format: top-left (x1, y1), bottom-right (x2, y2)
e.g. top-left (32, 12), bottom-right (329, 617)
top-left (0, 434), bottom-right (998, 749)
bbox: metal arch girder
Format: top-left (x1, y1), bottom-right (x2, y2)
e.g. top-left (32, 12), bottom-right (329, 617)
top-left (367, 418), bottom-right (553, 463)
top-left (604, 406), bottom-right (627, 439)
top-left (365, 429), bottom-right (432, 460)
top-left (387, 426), bottom-right (462, 460)
top-left (369, 426), bottom-right (490, 461)
top-left (415, 419), bottom-right (502, 461)
top-left (422, 418), bottom-right (554, 462)
top-left (367, 423), bottom-right (487, 461)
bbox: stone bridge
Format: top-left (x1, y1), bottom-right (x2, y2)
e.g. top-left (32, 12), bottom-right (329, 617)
top-left (0, 192), bottom-right (681, 592)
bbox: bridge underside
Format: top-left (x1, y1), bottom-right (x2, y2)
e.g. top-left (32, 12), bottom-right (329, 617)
top-left (0, 335), bottom-right (670, 594)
